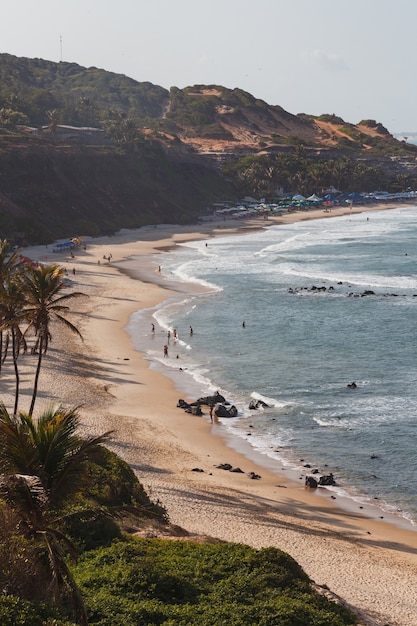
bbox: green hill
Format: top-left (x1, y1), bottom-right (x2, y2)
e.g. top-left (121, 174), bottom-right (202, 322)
top-left (0, 53), bottom-right (417, 244)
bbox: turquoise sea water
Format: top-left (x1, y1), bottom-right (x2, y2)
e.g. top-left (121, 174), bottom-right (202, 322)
top-left (127, 207), bottom-right (417, 526)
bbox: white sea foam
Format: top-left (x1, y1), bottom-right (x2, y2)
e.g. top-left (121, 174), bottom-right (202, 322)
top-left (250, 391), bottom-right (292, 409)
top-left (127, 205), bottom-right (417, 524)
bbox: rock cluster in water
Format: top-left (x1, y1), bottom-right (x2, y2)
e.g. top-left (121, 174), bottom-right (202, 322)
top-left (287, 283), bottom-right (417, 298)
top-left (177, 391), bottom-right (238, 418)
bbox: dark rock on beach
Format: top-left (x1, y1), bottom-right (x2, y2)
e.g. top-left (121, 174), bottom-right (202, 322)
top-left (197, 392), bottom-right (226, 405)
top-left (318, 474), bottom-right (336, 486)
top-left (306, 473), bottom-right (337, 488)
top-left (178, 392), bottom-right (237, 418)
top-left (214, 404), bottom-right (238, 418)
top-left (249, 399), bottom-right (270, 409)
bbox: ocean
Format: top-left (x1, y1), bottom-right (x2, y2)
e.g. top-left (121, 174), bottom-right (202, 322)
top-left (127, 206), bottom-right (417, 527)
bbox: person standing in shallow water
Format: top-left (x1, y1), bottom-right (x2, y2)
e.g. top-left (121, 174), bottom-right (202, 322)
top-left (189, 326), bottom-right (193, 336)
top-left (163, 344), bottom-right (168, 358)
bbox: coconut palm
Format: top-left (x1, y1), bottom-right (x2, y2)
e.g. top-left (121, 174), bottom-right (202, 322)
top-left (0, 403), bottom-right (112, 506)
top-left (0, 278), bottom-right (28, 414)
top-left (0, 473), bottom-right (87, 623)
top-left (0, 239), bottom-right (26, 375)
top-left (46, 108), bottom-right (59, 135)
top-left (0, 403), bottom-right (113, 624)
top-left (20, 263), bottom-right (84, 416)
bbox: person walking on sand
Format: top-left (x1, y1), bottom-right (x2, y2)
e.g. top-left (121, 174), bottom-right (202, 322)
top-left (163, 344), bottom-right (168, 358)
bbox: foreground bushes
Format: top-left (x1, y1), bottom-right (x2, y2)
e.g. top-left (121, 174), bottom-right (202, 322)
top-left (1, 440), bottom-right (356, 625)
top-left (73, 539), bottom-right (357, 626)
top-left (0, 510), bottom-right (357, 625)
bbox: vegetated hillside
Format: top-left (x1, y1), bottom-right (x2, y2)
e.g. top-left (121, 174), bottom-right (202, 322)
top-left (0, 53), bottom-right (169, 125)
top-left (0, 52), bottom-right (412, 157)
top-left (1, 53), bottom-right (417, 244)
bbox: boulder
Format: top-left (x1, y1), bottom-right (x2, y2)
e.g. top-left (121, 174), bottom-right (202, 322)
top-left (189, 405), bottom-right (203, 416)
top-left (214, 404), bottom-right (238, 418)
top-left (177, 399), bottom-right (191, 409)
top-left (197, 391), bottom-right (226, 405)
top-left (216, 463), bottom-right (233, 471)
top-left (249, 399), bottom-right (270, 410)
top-left (305, 476), bottom-right (318, 488)
top-left (318, 474), bottom-right (336, 486)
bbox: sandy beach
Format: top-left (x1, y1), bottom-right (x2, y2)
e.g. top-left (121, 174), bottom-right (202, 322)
top-left (5, 202), bottom-right (417, 626)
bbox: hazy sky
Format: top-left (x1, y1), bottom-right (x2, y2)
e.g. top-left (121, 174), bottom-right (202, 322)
top-left (2, 0), bottom-right (416, 133)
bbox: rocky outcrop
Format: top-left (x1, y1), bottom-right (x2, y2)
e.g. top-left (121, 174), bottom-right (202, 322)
top-left (177, 392), bottom-right (237, 418)
top-left (305, 473), bottom-right (336, 489)
top-left (214, 404), bottom-right (238, 418)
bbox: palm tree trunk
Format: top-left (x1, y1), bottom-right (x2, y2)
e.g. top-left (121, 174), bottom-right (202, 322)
top-left (12, 329), bottom-right (20, 415)
top-left (29, 338), bottom-right (44, 416)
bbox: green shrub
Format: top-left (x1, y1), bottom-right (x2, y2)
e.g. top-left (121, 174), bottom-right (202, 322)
top-left (316, 114), bottom-right (345, 125)
top-left (74, 539), bottom-right (357, 625)
top-left (60, 446), bottom-right (168, 550)
top-left (0, 596), bottom-right (76, 626)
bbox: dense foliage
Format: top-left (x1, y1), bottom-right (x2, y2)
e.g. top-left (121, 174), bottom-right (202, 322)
top-left (0, 53), bottom-right (168, 127)
top-left (62, 446), bottom-right (168, 552)
top-left (224, 151), bottom-right (417, 198)
top-left (71, 539), bottom-right (356, 626)
top-left (0, 538), bottom-right (359, 625)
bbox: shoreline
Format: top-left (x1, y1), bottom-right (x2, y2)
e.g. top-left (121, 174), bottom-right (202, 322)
top-left (14, 202), bottom-right (417, 626)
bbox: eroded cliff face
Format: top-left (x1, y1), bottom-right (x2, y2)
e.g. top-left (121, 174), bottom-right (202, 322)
top-left (0, 142), bottom-right (235, 244)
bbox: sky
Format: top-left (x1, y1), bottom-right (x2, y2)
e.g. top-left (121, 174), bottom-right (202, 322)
top-left (1, 0), bottom-right (416, 134)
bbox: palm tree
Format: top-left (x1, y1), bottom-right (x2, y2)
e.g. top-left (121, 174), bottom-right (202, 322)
top-left (20, 264), bottom-right (84, 416)
top-left (46, 108), bottom-right (59, 135)
top-left (0, 240), bottom-right (26, 376)
top-left (0, 404), bottom-right (112, 506)
top-left (0, 278), bottom-right (28, 414)
top-left (0, 404), bottom-right (113, 624)
top-left (0, 473), bottom-right (87, 623)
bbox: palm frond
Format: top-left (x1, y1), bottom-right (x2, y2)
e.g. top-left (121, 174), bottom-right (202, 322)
top-left (0, 474), bottom-right (48, 525)
top-left (41, 530), bottom-right (88, 625)
top-left (53, 313), bottom-right (83, 339)
top-left (0, 409), bottom-right (41, 475)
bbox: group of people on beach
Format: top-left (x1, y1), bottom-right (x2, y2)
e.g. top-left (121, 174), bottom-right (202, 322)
top-left (152, 323), bottom-right (194, 358)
